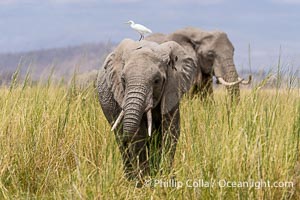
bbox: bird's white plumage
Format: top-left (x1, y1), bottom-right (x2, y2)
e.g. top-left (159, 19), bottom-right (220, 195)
top-left (131, 23), bottom-right (152, 34)
top-left (126, 20), bottom-right (152, 41)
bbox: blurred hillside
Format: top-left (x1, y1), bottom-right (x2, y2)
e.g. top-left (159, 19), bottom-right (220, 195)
top-left (0, 42), bottom-right (114, 84)
top-left (0, 41), bottom-right (298, 88)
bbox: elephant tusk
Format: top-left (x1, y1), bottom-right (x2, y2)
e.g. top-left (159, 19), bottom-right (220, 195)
top-left (146, 110), bottom-right (152, 137)
top-left (217, 77), bottom-right (243, 86)
top-left (111, 110), bottom-right (124, 132)
top-left (238, 75), bottom-right (252, 85)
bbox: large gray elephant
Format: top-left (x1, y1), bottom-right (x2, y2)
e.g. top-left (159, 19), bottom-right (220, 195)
top-left (97, 39), bottom-right (196, 181)
top-left (146, 27), bottom-right (251, 101)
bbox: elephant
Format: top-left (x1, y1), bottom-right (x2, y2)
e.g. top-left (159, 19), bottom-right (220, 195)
top-left (146, 27), bottom-right (251, 102)
top-left (96, 39), bottom-right (196, 181)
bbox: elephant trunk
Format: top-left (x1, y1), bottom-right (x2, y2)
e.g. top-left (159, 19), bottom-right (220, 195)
top-left (214, 58), bottom-right (240, 101)
top-left (224, 66), bottom-right (240, 102)
top-left (123, 84), bottom-right (148, 135)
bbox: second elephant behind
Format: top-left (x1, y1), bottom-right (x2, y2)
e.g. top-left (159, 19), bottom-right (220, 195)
top-left (146, 27), bottom-right (251, 101)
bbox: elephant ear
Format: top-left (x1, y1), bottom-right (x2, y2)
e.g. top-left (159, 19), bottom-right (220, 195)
top-left (169, 27), bottom-right (214, 57)
top-left (159, 41), bottom-right (197, 114)
top-left (170, 27), bottom-right (212, 45)
top-left (102, 39), bottom-right (136, 106)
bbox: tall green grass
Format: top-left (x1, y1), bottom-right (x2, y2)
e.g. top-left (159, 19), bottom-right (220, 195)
top-left (0, 75), bottom-right (299, 199)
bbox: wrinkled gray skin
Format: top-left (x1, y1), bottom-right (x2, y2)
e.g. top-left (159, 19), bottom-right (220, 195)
top-left (146, 27), bottom-right (244, 101)
top-left (97, 39), bottom-right (196, 180)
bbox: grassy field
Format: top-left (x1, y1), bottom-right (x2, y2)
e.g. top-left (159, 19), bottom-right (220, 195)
top-left (0, 76), bottom-right (299, 199)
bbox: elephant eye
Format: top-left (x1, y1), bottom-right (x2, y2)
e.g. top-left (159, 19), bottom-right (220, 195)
top-left (207, 51), bottom-right (215, 60)
top-left (154, 78), bottom-right (160, 84)
top-left (121, 75), bottom-right (125, 86)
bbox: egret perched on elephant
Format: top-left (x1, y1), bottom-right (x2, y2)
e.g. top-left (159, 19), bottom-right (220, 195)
top-left (97, 26), bottom-right (251, 183)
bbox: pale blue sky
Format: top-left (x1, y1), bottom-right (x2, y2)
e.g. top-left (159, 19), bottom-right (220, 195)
top-left (0, 0), bottom-right (300, 70)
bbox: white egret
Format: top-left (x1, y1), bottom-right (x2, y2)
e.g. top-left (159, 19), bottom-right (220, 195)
top-left (125, 20), bottom-right (152, 41)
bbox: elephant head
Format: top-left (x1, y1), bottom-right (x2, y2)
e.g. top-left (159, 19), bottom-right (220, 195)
top-left (146, 27), bottom-right (251, 101)
top-left (98, 39), bottom-right (196, 179)
top-left (102, 39), bottom-right (195, 135)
